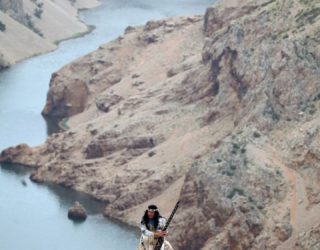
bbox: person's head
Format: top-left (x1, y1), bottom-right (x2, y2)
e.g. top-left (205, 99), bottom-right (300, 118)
top-left (142, 204), bottom-right (161, 230)
top-left (147, 204), bottom-right (158, 219)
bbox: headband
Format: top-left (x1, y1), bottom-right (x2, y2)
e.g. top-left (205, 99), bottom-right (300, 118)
top-left (148, 208), bottom-right (158, 212)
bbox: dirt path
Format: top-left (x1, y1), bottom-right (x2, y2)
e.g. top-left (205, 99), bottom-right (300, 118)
top-left (247, 142), bottom-right (320, 248)
top-left (264, 144), bottom-right (320, 249)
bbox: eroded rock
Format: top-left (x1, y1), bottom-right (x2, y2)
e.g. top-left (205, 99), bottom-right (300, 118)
top-left (42, 73), bottom-right (89, 118)
top-left (68, 201), bottom-right (87, 221)
top-left (95, 93), bottom-right (123, 112)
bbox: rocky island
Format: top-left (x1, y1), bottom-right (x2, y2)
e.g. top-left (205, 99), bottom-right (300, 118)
top-left (1, 0), bottom-right (320, 249)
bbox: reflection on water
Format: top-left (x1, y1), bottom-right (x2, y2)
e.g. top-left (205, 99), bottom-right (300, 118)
top-left (44, 116), bottom-right (63, 135)
top-left (1, 162), bottom-right (32, 176)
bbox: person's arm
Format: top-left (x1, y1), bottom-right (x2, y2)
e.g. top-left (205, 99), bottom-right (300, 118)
top-left (159, 217), bottom-right (167, 230)
top-left (156, 218), bottom-right (168, 237)
top-left (140, 222), bottom-right (154, 237)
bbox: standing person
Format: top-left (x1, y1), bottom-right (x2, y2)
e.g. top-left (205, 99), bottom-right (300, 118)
top-left (138, 205), bottom-right (174, 250)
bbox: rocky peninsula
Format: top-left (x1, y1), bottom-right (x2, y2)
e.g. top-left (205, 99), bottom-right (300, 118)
top-left (1, 0), bottom-right (320, 249)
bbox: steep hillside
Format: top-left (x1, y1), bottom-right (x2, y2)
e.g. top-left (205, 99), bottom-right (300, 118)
top-left (0, 0), bottom-right (25, 23)
top-left (0, 0), bottom-right (99, 69)
top-left (1, 0), bottom-right (320, 249)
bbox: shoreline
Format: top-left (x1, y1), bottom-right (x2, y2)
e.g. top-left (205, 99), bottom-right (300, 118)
top-left (0, 12), bottom-right (206, 244)
top-left (0, 162), bottom-right (140, 237)
top-left (0, 1), bottom-right (224, 248)
top-left (0, 0), bottom-right (102, 71)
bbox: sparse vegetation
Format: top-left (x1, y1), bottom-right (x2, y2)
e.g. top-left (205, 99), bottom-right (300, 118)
top-left (30, 0), bottom-right (44, 19)
top-left (25, 14), bottom-right (43, 37)
top-left (233, 143), bottom-right (240, 150)
top-left (296, 7), bottom-right (320, 25)
top-left (230, 165), bottom-right (237, 170)
top-left (222, 170), bottom-right (234, 177)
top-left (231, 142), bottom-right (246, 155)
top-left (30, 0), bottom-right (44, 8)
top-left (261, 0), bottom-right (277, 8)
top-left (263, 102), bottom-right (280, 121)
top-left (227, 188), bottom-right (245, 199)
top-left (37, 2), bottom-right (44, 8)
top-left (34, 7), bottom-right (43, 19)
top-left (313, 93), bottom-right (320, 101)
top-left (299, 0), bottom-right (313, 4)
top-left (253, 131), bottom-right (261, 138)
top-left (59, 118), bottom-right (70, 130)
top-left (0, 21), bottom-right (6, 32)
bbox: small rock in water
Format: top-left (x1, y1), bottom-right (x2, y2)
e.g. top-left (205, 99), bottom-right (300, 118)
top-left (21, 179), bottom-right (27, 186)
top-left (68, 201), bottom-right (87, 221)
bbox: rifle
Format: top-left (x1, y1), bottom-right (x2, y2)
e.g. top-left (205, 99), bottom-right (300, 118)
top-left (154, 201), bottom-right (180, 250)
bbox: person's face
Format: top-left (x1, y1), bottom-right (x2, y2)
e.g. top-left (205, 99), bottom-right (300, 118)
top-left (147, 210), bottom-right (155, 219)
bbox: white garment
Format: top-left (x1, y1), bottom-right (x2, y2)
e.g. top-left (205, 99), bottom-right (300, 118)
top-left (138, 217), bottom-right (174, 250)
top-left (138, 235), bottom-right (174, 250)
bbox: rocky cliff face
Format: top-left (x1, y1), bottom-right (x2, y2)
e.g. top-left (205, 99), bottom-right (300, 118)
top-left (1, 0), bottom-right (320, 249)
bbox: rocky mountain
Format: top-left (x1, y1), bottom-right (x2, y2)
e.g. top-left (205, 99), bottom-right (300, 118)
top-left (0, 0), bottom-right (99, 69)
top-left (1, 0), bottom-right (320, 249)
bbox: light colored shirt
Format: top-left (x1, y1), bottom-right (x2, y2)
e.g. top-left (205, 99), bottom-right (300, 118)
top-left (140, 217), bottom-right (166, 237)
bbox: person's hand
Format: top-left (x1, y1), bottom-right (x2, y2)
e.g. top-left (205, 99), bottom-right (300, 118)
top-left (154, 231), bottom-right (167, 238)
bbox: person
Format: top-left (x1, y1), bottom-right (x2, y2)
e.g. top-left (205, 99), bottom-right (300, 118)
top-left (138, 205), bottom-right (174, 250)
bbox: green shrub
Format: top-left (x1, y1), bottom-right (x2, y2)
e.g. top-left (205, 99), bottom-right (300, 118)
top-left (296, 7), bottom-right (320, 24)
top-left (25, 14), bottom-right (43, 37)
top-left (227, 188), bottom-right (245, 199)
top-left (253, 131), bottom-right (261, 138)
top-left (0, 21), bottom-right (6, 32)
top-left (34, 7), bottom-right (43, 19)
top-left (261, 0), bottom-right (276, 8)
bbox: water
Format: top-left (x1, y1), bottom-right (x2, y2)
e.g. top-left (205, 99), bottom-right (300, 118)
top-left (0, 0), bottom-right (212, 249)
top-left (0, 163), bottom-right (138, 250)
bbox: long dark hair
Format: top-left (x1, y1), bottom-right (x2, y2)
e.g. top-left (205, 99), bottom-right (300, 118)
top-left (141, 205), bottom-right (161, 230)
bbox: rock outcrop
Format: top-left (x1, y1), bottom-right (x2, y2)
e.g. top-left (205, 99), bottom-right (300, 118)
top-left (1, 0), bottom-right (320, 249)
top-left (68, 201), bottom-right (87, 221)
top-left (0, 143), bottom-right (37, 166)
top-left (42, 73), bottom-right (90, 118)
top-left (292, 223), bottom-right (320, 250)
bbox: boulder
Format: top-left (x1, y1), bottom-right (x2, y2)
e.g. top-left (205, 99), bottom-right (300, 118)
top-left (42, 73), bottom-right (89, 118)
top-left (95, 93), bottom-right (123, 112)
top-left (68, 201), bottom-right (87, 221)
